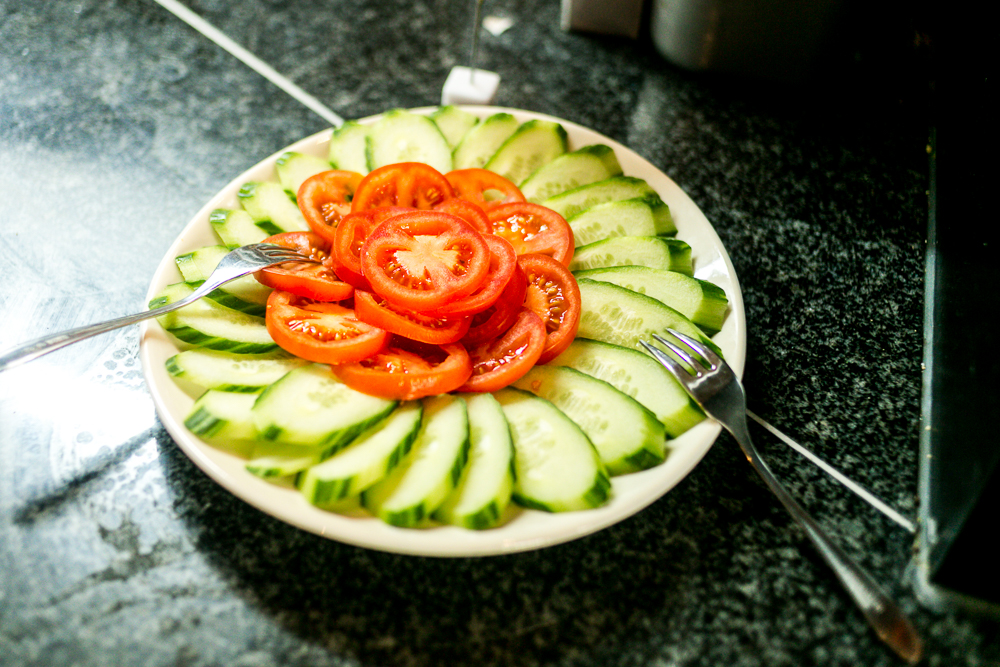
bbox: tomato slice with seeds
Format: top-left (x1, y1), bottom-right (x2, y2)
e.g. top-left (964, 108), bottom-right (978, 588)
top-left (353, 289), bottom-right (471, 345)
top-left (297, 170), bottom-right (363, 244)
top-left (487, 202), bottom-right (574, 266)
top-left (351, 162), bottom-right (454, 212)
top-left (360, 210), bottom-right (491, 312)
top-left (429, 234), bottom-right (518, 317)
top-left (255, 232), bottom-right (354, 302)
top-left (461, 265), bottom-right (528, 346)
top-left (445, 168), bottom-right (526, 210)
top-left (331, 207), bottom-right (413, 289)
top-left (265, 290), bottom-right (389, 364)
top-left (433, 197), bottom-right (491, 234)
top-left (518, 253), bottom-right (581, 364)
top-left (331, 338), bottom-right (472, 400)
top-left (458, 309), bottom-right (546, 393)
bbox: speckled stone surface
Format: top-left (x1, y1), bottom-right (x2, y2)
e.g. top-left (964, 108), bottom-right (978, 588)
top-left (1, 1), bottom-right (997, 666)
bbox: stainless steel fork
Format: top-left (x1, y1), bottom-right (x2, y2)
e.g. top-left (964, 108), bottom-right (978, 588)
top-left (641, 329), bottom-right (923, 664)
top-left (0, 243), bottom-right (318, 373)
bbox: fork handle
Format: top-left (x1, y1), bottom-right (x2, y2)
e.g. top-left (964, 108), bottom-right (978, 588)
top-left (727, 416), bottom-right (923, 664)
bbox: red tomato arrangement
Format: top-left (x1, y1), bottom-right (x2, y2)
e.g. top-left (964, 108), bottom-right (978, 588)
top-left (261, 162), bottom-right (580, 400)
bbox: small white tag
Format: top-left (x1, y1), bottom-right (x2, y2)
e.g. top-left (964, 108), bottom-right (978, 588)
top-left (441, 66), bottom-right (501, 106)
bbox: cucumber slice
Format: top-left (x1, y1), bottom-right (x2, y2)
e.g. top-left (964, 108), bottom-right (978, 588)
top-left (542, 176), bottom-right (675, 234)
top-left (298, 402), bottom-right (424, 506)
top-left (251, 364), bottom-right (397, 448)
top-left (174, 245), bottom-right (272, 314)
top-left (275, 151), bottom-right (332, 195)
top-left (574, 266), bottom-right (729, 336)
top-left (166, 348), bottom-right (307, 392)
top-left (567, 197), bottom-right (670, 247)
top-left (434, 393), bottom-right (514, 529)
top-left (150, 283), bottom-right (276, 354)
top-left (512, 365), bottom-right (666, 475)
top-left (519, 144), bottom-right (623, 203)
top-left (493, 387), bottom-right (610, 512)
top-left (210, 208), bottom-right (268, 248)
top-left (362, 394), bottom-right (470, 527)
top-left (366, 109), bottom-right (452, 173)
top-left (238, 181), bottom-right (309, 234)
top-left (429, 105), bottom-right (479, 149)
top-left (548, 339), bottom-right (704, 438)
top-left (452, 113), bottom-right (519, 169)
top-left (246, 441), bottom-right (325, 478)
top-left (328, 121), bottom-right (370, 174)
top-left (484, 119), bottom-right (568, 185)
top-left (183, 389), bottom-right (259, 452)
top-left (568, 236), bottom-right (693, 276)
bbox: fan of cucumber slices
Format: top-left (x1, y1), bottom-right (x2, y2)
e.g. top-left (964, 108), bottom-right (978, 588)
top-left (139, 106), bottom-right (746, 556)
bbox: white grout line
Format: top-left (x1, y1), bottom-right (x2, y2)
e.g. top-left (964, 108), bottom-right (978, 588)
top-left (152, 0), bottom-right (345, 128)
top-left (746, 409), bottom-right (917, 533)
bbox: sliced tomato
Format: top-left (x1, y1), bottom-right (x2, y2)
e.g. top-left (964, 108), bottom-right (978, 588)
top-left (331, 338), bottom-right (472, 400)
top-left (433, 197), bottom-right (490, 234)
top-left (487, 202), bottom-right (575, 266)
top-left (518, 253), bottom-right (581, 364)
top-left (461, 265), bottom-right (528, 346)
top-left (458, 309), bottom-right (546, 393)
top-left (445, 168), bottom-right (526, 210)
top-left (360, 210), bottom-right (491, 312)
top-left (330, 207), bottom-right (411, 289)
top-left (265, 290), bottom-right (389, 364)
top-left (297, 170), bottom-right (363, 243)
top-left (255, 232), bottom-right (354, 302)
top-left (353, 289), bottom-right (471, 345)
top-left (429, 234), bottom-right (518, 317)
top-left (351, 163), bottom-right (454, 212)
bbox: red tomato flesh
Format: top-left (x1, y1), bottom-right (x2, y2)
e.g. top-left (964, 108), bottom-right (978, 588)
top-left (255, 232), bottom-right (354, 302)
top-left (487, 202), bottom-right (575, 266)
top-left (265, 290), bottom-right (389, 364)
top-left (297, 170), bottom-right (363, 244)
top-left (331, 338), bottom-right (472, 400)
top-left (518, 253), bottom-right (581, 364)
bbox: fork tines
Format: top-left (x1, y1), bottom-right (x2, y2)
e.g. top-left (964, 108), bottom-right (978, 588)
top-left (640, 328), bottom-right (715, 377)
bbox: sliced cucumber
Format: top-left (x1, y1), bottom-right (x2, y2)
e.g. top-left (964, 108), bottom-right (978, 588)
top-left (174, 245), bottom-right (271, 314)
top-left (493, 387), bottom-right (610, 512)
top-left (484, 119), bottom-right (568, 185)
top-left (251, 364), bottom-right (397, 448)
top-left (210, 208), bottom-right (268, 248)
top-left (362, 394), bottom-right (470, 527)
top-left (166, 348), bottom-right (307, 392)
top-left (275, 151), bottom-right (332, 196)
top-left (238, 181), bottom-right (309, 234)
top-left (519, 144), bottom-right (623, 203)
top-left (184, 389), bottom-right (259, 451)
top-left (452, 112), bottom-right (519, 169)
top-left (567, 197), bottom-right (671, 247)
top-left (151, 283), bottom-right (276, 354)
top-left (542, 177), bottom-right (675, 235)
top-left (298, 402), bottom-right (424, 507)
top-left (548, 339), bottom-right (704, 438)
top-left (429, 105), bottom-right (479, 149)
top-left (568, 236), bottom-right (693, 276)
top-left (434, 393), bottom-right (514, 529)
top-left (576, 278), bottom-right (722, 356)
top-left (366, 109), bottom-right (452, 173)
top-left (574, 266), bottom-right (729, 336)
top-left (328, 121), bottom-right (370, 174)
top-left (246, 441), bottom-right (325, 478)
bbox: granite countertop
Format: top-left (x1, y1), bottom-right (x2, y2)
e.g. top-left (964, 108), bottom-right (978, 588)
top-left (1, 1), bottom-right (996, 665)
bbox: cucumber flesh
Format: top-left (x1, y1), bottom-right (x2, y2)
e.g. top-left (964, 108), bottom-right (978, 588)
top-left (493, 387), bottom-right (610, 512)
top-left (298, 402), bottom-right (424, 507)
top-left (328, 121), bottom-right (370, 174)
top-left (567, 197), bottom-right (669, 247)
top-left (519, 144), bottom-right (623, 203)
top-left (576, 278), bottom-right (722, 356)
top-left (251, 364), bottom-right (397, 448)
top-left (183, 390), bottom-right (259, 453)
top-left (429, 105), bottom-right (479, 149)
top-left (574, 266), bottom-right (729, 336)
top-left (542, 176), bottom-right (675, 235)
top-left (210, 208), bottom-right (268, 248)
top-left (238, 181), bottom-right (309, 234)
top-left (151, 283), bottom-right (276, 354)
top-left (548, 339), bottom-right (704, 438)
top-left (366, 109), bottom-right (453, 173)
top-left (166, 348), bottom-right (307, 392)
top-left (512, 365), bottom-right (666, 475)
top-left (485, 119), bottom-right (568, 185)
top-left (246, 441), bottom-right (324, 478)
top-left (434, 393), bottom-right (514, 529)
top-left (452, 113), bottom-right (519, 169)
top-left (275, 151), bottom-right (332, 196)
top-left (568, 236), bottom-right (693, 276)
top-left (362, 394), bottom-right (470, 527)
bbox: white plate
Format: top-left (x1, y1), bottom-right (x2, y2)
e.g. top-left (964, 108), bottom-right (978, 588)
top-left (139, 106), bottom-right (747, 557)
